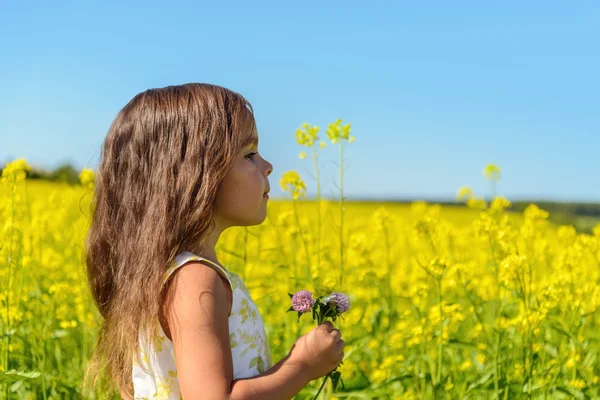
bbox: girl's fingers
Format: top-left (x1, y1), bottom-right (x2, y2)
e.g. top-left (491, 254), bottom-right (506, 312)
top-left (330, 328), bottom-right (341, 342)
top-left (320, 320), bottom-right (334, 332)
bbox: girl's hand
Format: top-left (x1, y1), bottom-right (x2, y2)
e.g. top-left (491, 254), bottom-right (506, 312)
top-left (287, 321), bottom-right (345, 382)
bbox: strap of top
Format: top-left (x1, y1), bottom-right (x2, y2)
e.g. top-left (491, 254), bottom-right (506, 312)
top-left (162, 251), bottom-right (234, 316)
top-left (164, 251), bottom-right (231, 283)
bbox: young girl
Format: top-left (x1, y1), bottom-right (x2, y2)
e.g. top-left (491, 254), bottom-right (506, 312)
top-left (84, 83), bottom-right (345, 399)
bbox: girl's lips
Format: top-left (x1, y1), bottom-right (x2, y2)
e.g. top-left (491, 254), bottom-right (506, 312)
top-left (263, 193), bottom-right (269, 199)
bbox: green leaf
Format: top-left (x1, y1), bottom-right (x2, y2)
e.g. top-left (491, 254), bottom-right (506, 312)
top-left (0, 370), bottom-right (41, 384)
top-left (331, 371), bottom-right (341, 392)
top-left (342, 370), bottom-right (370, 391)
top-left (465, 372), bottom-right (493, 394)
top-left (257, 356), bottom-right (265, 373)
top-left (249, 357), bottom-right (258, 369)
top-left (288, 293), bottom-right (294, 299)
top-left (10, 379), bottom-right (24, 393)
top-left (51, 329), bottom-right (68, 339)
top-left (297, 311), bottom-right (302, 322)
top-left (556, 385), bottom-right (585, 399)
top-left (0, 329), bottom-right (16, 339)
top-left (286, 305), bottom-right (294, 313)
top-left (551, 323), bottom-right (572, 339)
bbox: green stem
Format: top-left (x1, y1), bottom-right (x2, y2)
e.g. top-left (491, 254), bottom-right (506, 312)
top-left (437, 278), bottom-right (443, 385)
top-left (494, 330), bottom-right (502, 399)
top-left (338, 142), bottom-right (344, 290)
top-left (319, 307), bottom-right (335, 325)
top-left (312, 374), bottom-right (329, 400)
top-left (4, 179), bottom-right (16, 398)
top-left (292, 199), bottom-right (312, 281)
top-left (383, 224), bottom-right (394, 326)
top-left (312, 146), bottom-right (321, 271)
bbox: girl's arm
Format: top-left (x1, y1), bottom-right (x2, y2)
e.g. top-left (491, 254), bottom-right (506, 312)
top-left (230, 353), bottom-right (311, 400)
top-left (166, 262), bottom-right (311, 400)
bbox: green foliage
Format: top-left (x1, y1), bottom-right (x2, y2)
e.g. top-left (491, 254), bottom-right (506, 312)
top-left (1, 162), bottom-right (82, 185)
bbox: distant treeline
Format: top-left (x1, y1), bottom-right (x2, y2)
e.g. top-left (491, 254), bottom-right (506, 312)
top-left (2, 163), bottom-right (599, 233)
top-left (510, 201), bottom-right (600, 234)
top-left (352, 198), bottom-right (600, 234)
top-left (1, 162), bottom-right (82, 185)
top-left (511, 201), bottom-right (600, 218)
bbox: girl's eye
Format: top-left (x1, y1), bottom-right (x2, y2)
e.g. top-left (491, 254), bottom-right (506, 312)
top-left (245, 152), bottom-right (258, 160)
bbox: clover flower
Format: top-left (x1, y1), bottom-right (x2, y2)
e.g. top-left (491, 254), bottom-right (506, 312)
top-left (286, 289), bottom-right (351, 398)
top-left (321, 292), bottom-right (350, 314)
top-left (291, 290), bottom-right (315, 313)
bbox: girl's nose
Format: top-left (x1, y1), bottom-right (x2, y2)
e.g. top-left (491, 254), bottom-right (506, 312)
top-left (264, 160), bottom-right (273, 177)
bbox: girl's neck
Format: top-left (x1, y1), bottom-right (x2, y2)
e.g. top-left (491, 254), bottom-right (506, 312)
top-left (192, 220), bottom-right (226, 264)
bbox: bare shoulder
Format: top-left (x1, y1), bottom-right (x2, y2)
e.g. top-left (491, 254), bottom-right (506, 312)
top-left (162, 261), bottom-right (235, 397)
top-left (168, 260), bottom-right (230, 296)
top-left (163, 260), bottom-right (233, 328)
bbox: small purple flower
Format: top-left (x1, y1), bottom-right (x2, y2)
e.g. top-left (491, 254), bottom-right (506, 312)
top-left (291, 290), bottom-right (316, 313)
top-left (322, 292), bottom-right (350, 314)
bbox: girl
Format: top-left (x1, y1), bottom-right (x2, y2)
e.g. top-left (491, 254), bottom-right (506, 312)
top-left (84, 83), bottom-right (345, 399)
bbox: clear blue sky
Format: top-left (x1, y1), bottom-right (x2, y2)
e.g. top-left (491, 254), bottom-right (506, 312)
top-left (1, 1), bottom-right (599, 202)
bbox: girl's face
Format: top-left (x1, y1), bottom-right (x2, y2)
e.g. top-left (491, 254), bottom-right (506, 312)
top-left (213, 130), bottom-right (273, 228)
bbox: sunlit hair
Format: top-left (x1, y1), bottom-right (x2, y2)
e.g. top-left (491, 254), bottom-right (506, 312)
top-left (83, 83), bottom-right (256, 396)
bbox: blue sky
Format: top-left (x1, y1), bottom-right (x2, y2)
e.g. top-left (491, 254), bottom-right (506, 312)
top-left (1, 1), bottom-right (598, 202)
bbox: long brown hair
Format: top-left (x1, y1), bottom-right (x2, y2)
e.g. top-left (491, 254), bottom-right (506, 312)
top-left (83, 83), bottom-right (256, 397)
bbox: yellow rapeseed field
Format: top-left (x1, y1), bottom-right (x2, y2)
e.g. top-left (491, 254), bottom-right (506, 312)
top-left (2, 121), bottom-right (600, 399)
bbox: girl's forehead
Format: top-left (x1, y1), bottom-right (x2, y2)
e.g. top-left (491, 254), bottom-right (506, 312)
top-left (241, 131), bottom-right (259, 148)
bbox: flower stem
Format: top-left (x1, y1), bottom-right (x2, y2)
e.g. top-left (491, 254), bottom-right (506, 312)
top-left (292, 199), bottom-right (312, 281)
top-left (312, 374), bottom-right (329, 400)
top-left (312, 146), bottom-right (322, 271)
top-left (338, 142), bottom-right (344, 290)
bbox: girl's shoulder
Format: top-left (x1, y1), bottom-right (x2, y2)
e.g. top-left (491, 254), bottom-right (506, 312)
top-left (163, 251), bottom-right (254, 312)
top-left (164, 251), bottom-right (239, 314)
top-left (167, 251), bottom-right (249, 292)
top-left (164, 251), bottom-right (234, 283)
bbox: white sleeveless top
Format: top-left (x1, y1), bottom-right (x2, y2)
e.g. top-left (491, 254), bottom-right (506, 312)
top-left (132, 251), bottom-right (272, 399)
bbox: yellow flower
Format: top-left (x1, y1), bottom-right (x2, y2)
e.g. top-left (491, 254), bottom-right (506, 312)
top-left (483, 163), bottom-right (501, 182)
top-left (325, 119), bottom-right (354, 144)
top-left (489, 196), bottom-right (511, 212)
top-left (298, 151), bottom-right (307, 160)
top-left (456, 186), bottom-right (474, 202)
top-left (340, 123), bottom-right (351, 139)
top-left (513, 364), bottom-right (524, 380)
top-left (467, 197), bottom-right (487, 210)
top-left (476, 353), bottom-right (486, 366)
top-left (295, 123), bottom-right (320, 147)
top-left (1, 158), bottom-right (31, 184)
top-left (523, 204), bottom-right (550, 221)
top-left (79, 168), bottom-right (96, 189)
top-left (568, 378), bottom-right (586, 390)
top-left (326, 119), bottom-right (342, 142)
top-left (459, 360), bottom-right (472, 371)
top-left (279, 170), bottom-right (307, 200)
